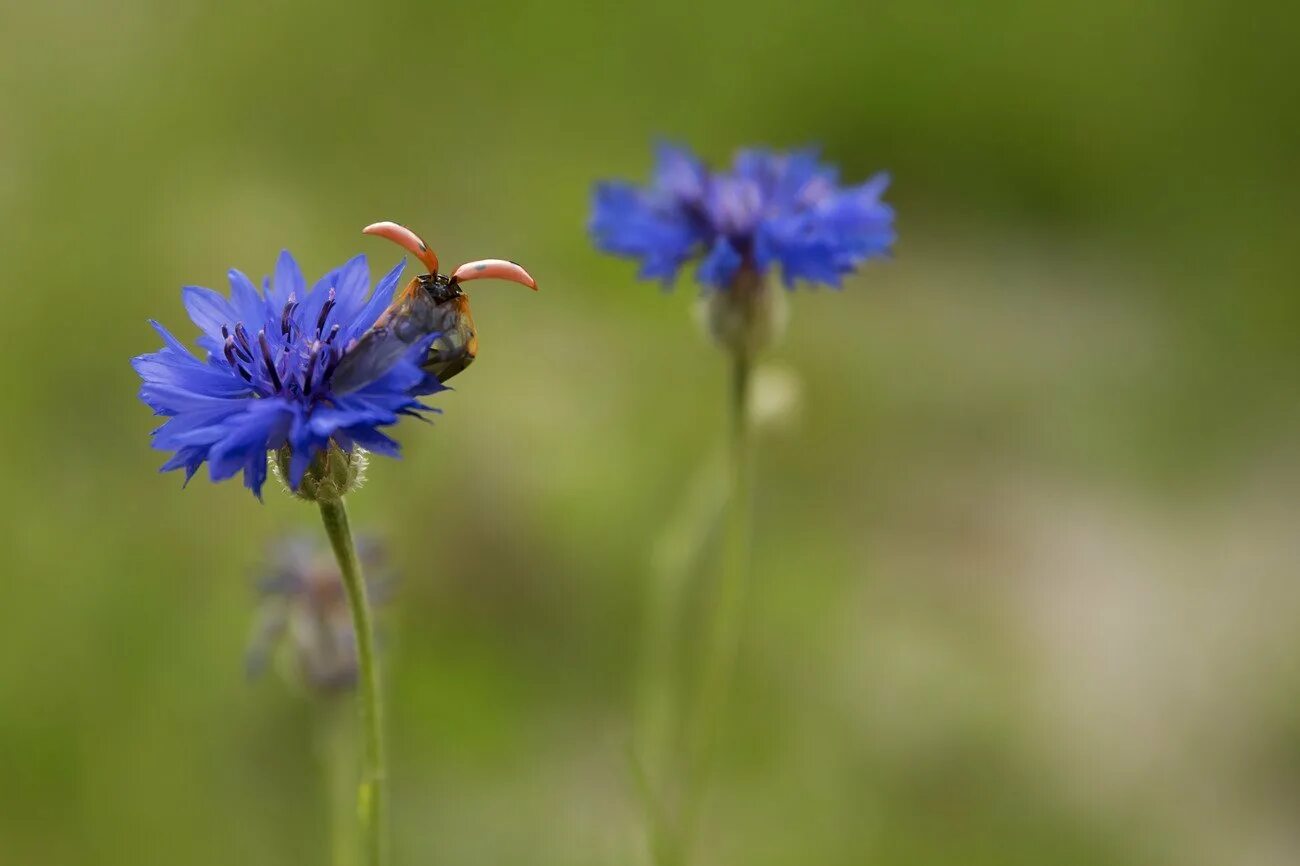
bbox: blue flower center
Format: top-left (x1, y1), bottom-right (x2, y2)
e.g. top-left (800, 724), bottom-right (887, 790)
top-left (219, 290), bottom-right (345, 403)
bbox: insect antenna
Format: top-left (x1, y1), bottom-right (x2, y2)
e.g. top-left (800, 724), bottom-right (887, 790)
top-left (362, 221), bottom-right (440, 275)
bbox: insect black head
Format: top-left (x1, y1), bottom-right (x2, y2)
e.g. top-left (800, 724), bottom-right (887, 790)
top-left (419, 272), bottom-right (463, 304)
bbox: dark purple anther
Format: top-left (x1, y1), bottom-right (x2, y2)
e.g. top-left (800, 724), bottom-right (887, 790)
top-left (325, 323), bottom-right (340, 344)
top-left (258, 330), bottom-right (282, 392)
top-left (316, 288), bottom-right (336, 338)
top-left (321, 347), bottom-right (341, 384)
top-left (234, 323), bottom-right (255, 360)
top-left (223, 336), bottom-right (252, 382)
top-left (302, 341), bottom-right (321, 395)
top-left (281, 299), bottom-right (297, 339)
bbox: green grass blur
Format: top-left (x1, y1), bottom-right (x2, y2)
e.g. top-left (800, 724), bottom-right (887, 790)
top-left (1, 1), bottom-right (1298, 864)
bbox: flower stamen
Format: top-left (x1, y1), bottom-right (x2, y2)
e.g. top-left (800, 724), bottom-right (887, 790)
top-left (321, 348), bottom-right (342, 384)
top-left (233, 323), bottom-right (255, 361)
top-left (316, 288), bottom-right (336, 338)
top-left (223, 336), bottom-right (254, 382)
top-left (258, 330), bottom-right (283, 393)
top-left (281, 294), bottom-right (298, 340)
top-left (302, 341), bottom-right (321, 396)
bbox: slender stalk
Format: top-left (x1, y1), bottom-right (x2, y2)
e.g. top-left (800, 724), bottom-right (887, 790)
top-left (315, 696), bottom-right (359, 866)
top-left (633, 446), bottom-right (730, 865)
top-left (318, 497), bottom-right (387, 866)
top-left (677, 349), bottom-right (755, 862)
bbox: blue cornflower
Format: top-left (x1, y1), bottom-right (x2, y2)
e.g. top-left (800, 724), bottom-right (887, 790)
top-left (133, 251), bottom-right (442, 499)
top-left (245, 534), bottom-right (393, 692)
top-left (590, 143), bottom-right (895, 290)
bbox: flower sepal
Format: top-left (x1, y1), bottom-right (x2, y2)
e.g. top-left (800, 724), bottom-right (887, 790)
top-left (696, 268), bottom-right (788, 360)
top-left (272, 442), bottom-right (368, 503)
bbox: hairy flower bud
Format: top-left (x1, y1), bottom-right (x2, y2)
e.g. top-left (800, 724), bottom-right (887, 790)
top-left (697, 267), bottom-right (788, 359)
top-left (272, 442), bottom-right (368, 503)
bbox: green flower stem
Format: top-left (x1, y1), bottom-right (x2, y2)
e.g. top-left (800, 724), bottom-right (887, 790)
top-left (633, 446), bottom-right (729, 865)
top-left (678, 350), bottom-right (755, 863)
top-left (316, 697), bottom-right (359, 866)
top-left (318, 497), bottom-right (387, 866)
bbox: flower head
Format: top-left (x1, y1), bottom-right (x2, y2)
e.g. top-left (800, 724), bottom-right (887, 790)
top-left (133, 251), bottom-right (442, 499)
top-left (590, 143), bottom-right (895, 290)
top-left (245, 535), bottom-right (393, 693)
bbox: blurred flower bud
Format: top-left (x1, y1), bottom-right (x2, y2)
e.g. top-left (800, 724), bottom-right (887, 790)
top-left (696, 268), bottom-right (788, 359)
top-left (271, 443), bottom-right (368, 503)
top-left (246, 535), bottom-right (392, 694)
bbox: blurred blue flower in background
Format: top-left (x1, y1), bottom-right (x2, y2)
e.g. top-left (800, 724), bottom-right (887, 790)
top-left (133, 252), bottom-right (443, 498)
top-left (590, 143), bottom-right (895, 290)
top-left (246, 534), bottom-right (393, 693)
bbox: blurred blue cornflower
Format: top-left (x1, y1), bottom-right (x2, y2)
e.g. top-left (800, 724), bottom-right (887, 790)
top-left (590, 143), bottom-right (895, 290)
top-left (246, 534), bottom-right (393, 692)
top-left (133, 252), bottom-right (442, 498)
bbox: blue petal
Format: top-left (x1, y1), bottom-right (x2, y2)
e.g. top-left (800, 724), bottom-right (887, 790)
top-left (133, 351), bottom-right (248, 398)
top-left (181, 286), bottom-right (238, 341)
top-left (731, 148), bottom-right (778, 191)
top-left (329, 254), bottom-right (372, 326)
top-left (268, 250), bottom-right (305, 309)
top-left (297, 254), bottom-right (367, 341)
top-left (695, 237), bottom-right (742, 289)
top-left (159, 446), bottom-right (207, 485)
top-left (138, 380), bottom-right (246, 416)
top-left (343, 426), bottom-right (402, 457)
top-left (242, 449), bottom-right (269, 500)
top-left (589, 182), bottom-right (704, 286)
top-left (227, 269), bottom-right (268, 325)
top-left (652, 141), bottom-right (708, 206)
top-left (345, 259), bottom-right (404, 344)
top-left (773, 148), bottom-right (837, 209)
top-left (147, 320), bottom-right (197, 360)
top-left (151, 402), bottom-right (261, 451)
top-left (133, 321), bottom-right (250, 398)
top-left (856, 171), bottom-right (891, 201)
top-left (756, 170), bottom-right (894, 288)
top-left (287, 412), bottom-right (317, 490)
top-left (329, 326), bottom-right (437, 398)
top-left (207, 402), bottom-right (290, 482)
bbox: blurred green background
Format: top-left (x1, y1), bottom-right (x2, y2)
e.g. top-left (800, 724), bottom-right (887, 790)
top-left (2, 1), bottom-right (1298, 864)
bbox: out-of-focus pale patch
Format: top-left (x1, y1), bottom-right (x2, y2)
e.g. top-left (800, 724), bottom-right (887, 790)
top-left (1003, 467), bottom-right (1300, 866)
top-left (833, 454), bottom-right (1300, 866)
top-left (749, 363), bottom-right (802, 433)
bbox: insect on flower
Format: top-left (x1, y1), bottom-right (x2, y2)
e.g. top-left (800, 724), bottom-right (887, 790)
top-left (330, 222), bottom-right (538, 392)
top-left (134, 248), bottom-right (447, 499)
